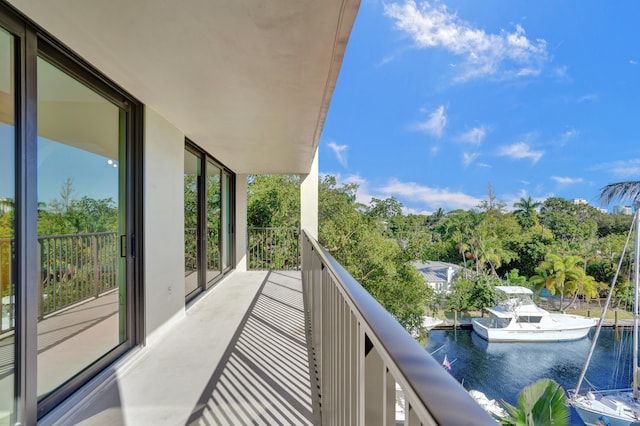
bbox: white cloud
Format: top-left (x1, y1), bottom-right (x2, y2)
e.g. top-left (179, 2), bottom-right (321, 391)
top-left (462, 152), bottom-right (479, 167)
top-left (550, 176), bottom-right (584, 185)
top-left (384, 1), bottom-right (549, 81)
top-left (497, 142), bottom-right (543, 163)
top-left (558, 128), bottom-right (578, 146)
top-left (324, 174), bottom-right (482, 213)
top-left (402, 206), bottom-right (432, 215)
top-left (417, 105), bottom-right (447, 138)
top-left (592, 159), bottom-right (640, 178)
top-left (631, 60), bottom-right (638, 65)
top-left (327, 141), bottom-right (348, 167)
top-left (554, 65), bottom-right (569, 79)
top-left (577, 93), bottom-right (599, 103)
top-left (379, 178), bottom-right (481, 211)
top-left (459, 126), bottom-right (487, 146)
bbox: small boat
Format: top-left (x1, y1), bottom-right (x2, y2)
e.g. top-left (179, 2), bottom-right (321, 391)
top-left (468, 389), bottom-right (507, 421)
top-left (471, 286), bottom-right (596, 342)
top-left (570, 207), bottom-right (640, 426)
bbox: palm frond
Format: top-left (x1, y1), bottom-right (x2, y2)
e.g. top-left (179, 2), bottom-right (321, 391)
top-left (599, 181), bottom-right (640, 206)
top-left (505, 378), bottom-right (569, 426)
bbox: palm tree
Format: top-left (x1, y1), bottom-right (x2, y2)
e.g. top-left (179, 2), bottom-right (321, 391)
top-left (513, 196), bottom-right (542, 228)
top-left (600, 181), bottom-right (640, 205)
top-left (501, 378), bottom-right (569, 426)
top-left (531, 253), bottom-right (585, 311)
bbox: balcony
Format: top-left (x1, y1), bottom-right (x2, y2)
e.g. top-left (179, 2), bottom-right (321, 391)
top-left (37, 231), bottom-right (493, 425)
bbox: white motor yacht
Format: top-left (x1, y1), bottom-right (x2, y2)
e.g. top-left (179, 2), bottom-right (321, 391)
top-left (472, 286), bottom-right (596, 342)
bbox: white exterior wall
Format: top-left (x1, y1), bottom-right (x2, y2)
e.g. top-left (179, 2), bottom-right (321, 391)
top-left (300, 148), bottom-right (319, 239)
top-left (143, 107), bottom-right (186, 345)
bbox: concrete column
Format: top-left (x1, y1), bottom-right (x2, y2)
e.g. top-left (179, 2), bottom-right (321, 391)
top-left (235, 174), bottom-right (248, 271)
top-left (300, 148), bottom-right (319, 239)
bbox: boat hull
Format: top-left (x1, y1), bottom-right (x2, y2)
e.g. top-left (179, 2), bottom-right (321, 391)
top-left (571, 392), bottom-right (640, 426)
top-left (472, 315), bottom-right (596, 342)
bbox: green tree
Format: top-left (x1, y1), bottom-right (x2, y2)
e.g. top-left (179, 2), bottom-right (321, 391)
top-left (501, 378), bottom-right (569, 426)
top-left (318, 176), bottom-right (429, 331)
top-left (513, 196), bottom-right (542, 229)
top-left (530, 253), bottom-right (598, 310)
top-left (540, 197), bottom-right (598, 245)
top-left (366, 196), bottom-right (403, 221)
top-left (247, 175), bottom-right (300, 228)
top-left (446, 273), bottom-right (497, 312)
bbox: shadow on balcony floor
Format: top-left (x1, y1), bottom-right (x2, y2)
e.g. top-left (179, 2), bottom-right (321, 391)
top-left (47, 270), bottom-right (319, 426)
top-left (186, 270), bottom-right (319, 425)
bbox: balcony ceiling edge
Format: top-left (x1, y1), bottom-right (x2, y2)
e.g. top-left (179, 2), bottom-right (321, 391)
top-left (7, 0), bottom-right (361, 175)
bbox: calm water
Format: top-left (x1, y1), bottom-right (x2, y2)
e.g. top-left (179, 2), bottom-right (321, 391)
top-left (425, 328), bottom-right (635, 425)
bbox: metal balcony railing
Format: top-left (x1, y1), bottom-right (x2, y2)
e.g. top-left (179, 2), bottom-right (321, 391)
top-left (248, 227), bottom-right (300, 271)
top-left (301, 230), bottom-right (495, 425)
top-left (38, 232), bottom-right (119, 318)
top-left (1, 232), bottom-right (119, 332)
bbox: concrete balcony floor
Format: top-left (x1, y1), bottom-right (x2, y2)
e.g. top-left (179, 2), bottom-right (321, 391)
top-left (50, 270), bottom-right (318, 425)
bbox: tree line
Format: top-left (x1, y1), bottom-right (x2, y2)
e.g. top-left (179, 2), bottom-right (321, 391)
top-left (248, 175), bottom-right (637, 333)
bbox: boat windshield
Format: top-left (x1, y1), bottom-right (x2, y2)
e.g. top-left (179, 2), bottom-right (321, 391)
top-left (487, 315), bottom-right (511, 329)
top-left (516, 315), bottom-right (542, 323)
top-left (497, 294), bottom-right (536, 310)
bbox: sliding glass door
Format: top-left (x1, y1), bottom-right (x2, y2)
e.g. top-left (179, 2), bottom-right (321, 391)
top-left (184, 143), bottom-right (233, 300)
top-left (0, 24), bottom-right (15, 425)
top-left (206, 160), bottom-right (221, 284)
top-left (36, 54), bottom-right (132, 405)
top-left (184, 148), bottom-right (201, 298)
top-left (0, 5), bottom-right (141, 422)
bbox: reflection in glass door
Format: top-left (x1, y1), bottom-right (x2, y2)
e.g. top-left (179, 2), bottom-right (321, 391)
top-left (36, 57), bottom-right (128, 401)
top-left (222, 172), bottom-right (232, 271)
top-left (184, 148), bottom-right (201, 298)
top-left (206, 160), bottom-right (221, 285)
top-left (0, 25), bottom-right (15, 425)
top-left (184, 144), bottom-right (233, 300)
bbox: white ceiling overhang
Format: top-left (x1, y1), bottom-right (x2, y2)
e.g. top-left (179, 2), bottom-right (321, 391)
top-left (7, 0), bottom-right (360, 175)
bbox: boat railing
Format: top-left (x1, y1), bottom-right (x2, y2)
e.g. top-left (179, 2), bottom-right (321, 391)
top-left (301, 230), bottom-right (495, 425)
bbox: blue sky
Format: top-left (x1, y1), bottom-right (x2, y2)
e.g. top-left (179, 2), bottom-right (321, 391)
top-left (320, 0), bottom-right (640, 214)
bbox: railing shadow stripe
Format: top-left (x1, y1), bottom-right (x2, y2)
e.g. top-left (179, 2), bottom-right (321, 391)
top-left (224, 357), bottom-right (277, 424)
top-left (213, 381), bottom-right (248, 425)
top-left (233, 350), bottom-right (313, 425)
top-left (235, 342), bottom-right (310, 404)
top-left (255, 292), bottom-right (304, 315)
top-left (230, 355), bottom-right (295, 426)
top-left (237, 323), bottom-right (311, 398)
top-left (244, 312), bottom-right (308, 365)
top-left (247, 311), bottom-right (306, 347)
top-left (185, 271), bottom-right (316, 425)
top-left (263, 278), bottom-right (303, 294)
top-left (217, 376), bottom-right (256, 424)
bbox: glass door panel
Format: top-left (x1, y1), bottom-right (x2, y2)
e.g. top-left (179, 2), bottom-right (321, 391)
top-left (205, 161), bottom-right (221, 284)
top-left (0, 25), bottom-right (15, 425)
top-left (184, 149), bottom-right (200, 297)
top-left (222, 173), bottom-right (231, 271)
top-left (36, 57), bottom-right (127, 400)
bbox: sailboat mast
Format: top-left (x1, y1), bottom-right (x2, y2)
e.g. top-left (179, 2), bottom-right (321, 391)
top-left (573, 211), bottom-right (635, 396)
top-left (634, 203), bottom-right (640, 399)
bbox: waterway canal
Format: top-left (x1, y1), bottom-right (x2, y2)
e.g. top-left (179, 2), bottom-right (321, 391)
top-left (426, 328), bottom-right (635, 425)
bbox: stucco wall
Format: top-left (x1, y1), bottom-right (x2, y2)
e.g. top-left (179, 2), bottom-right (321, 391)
top-left (143, 107), bottom-right (186, 345)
